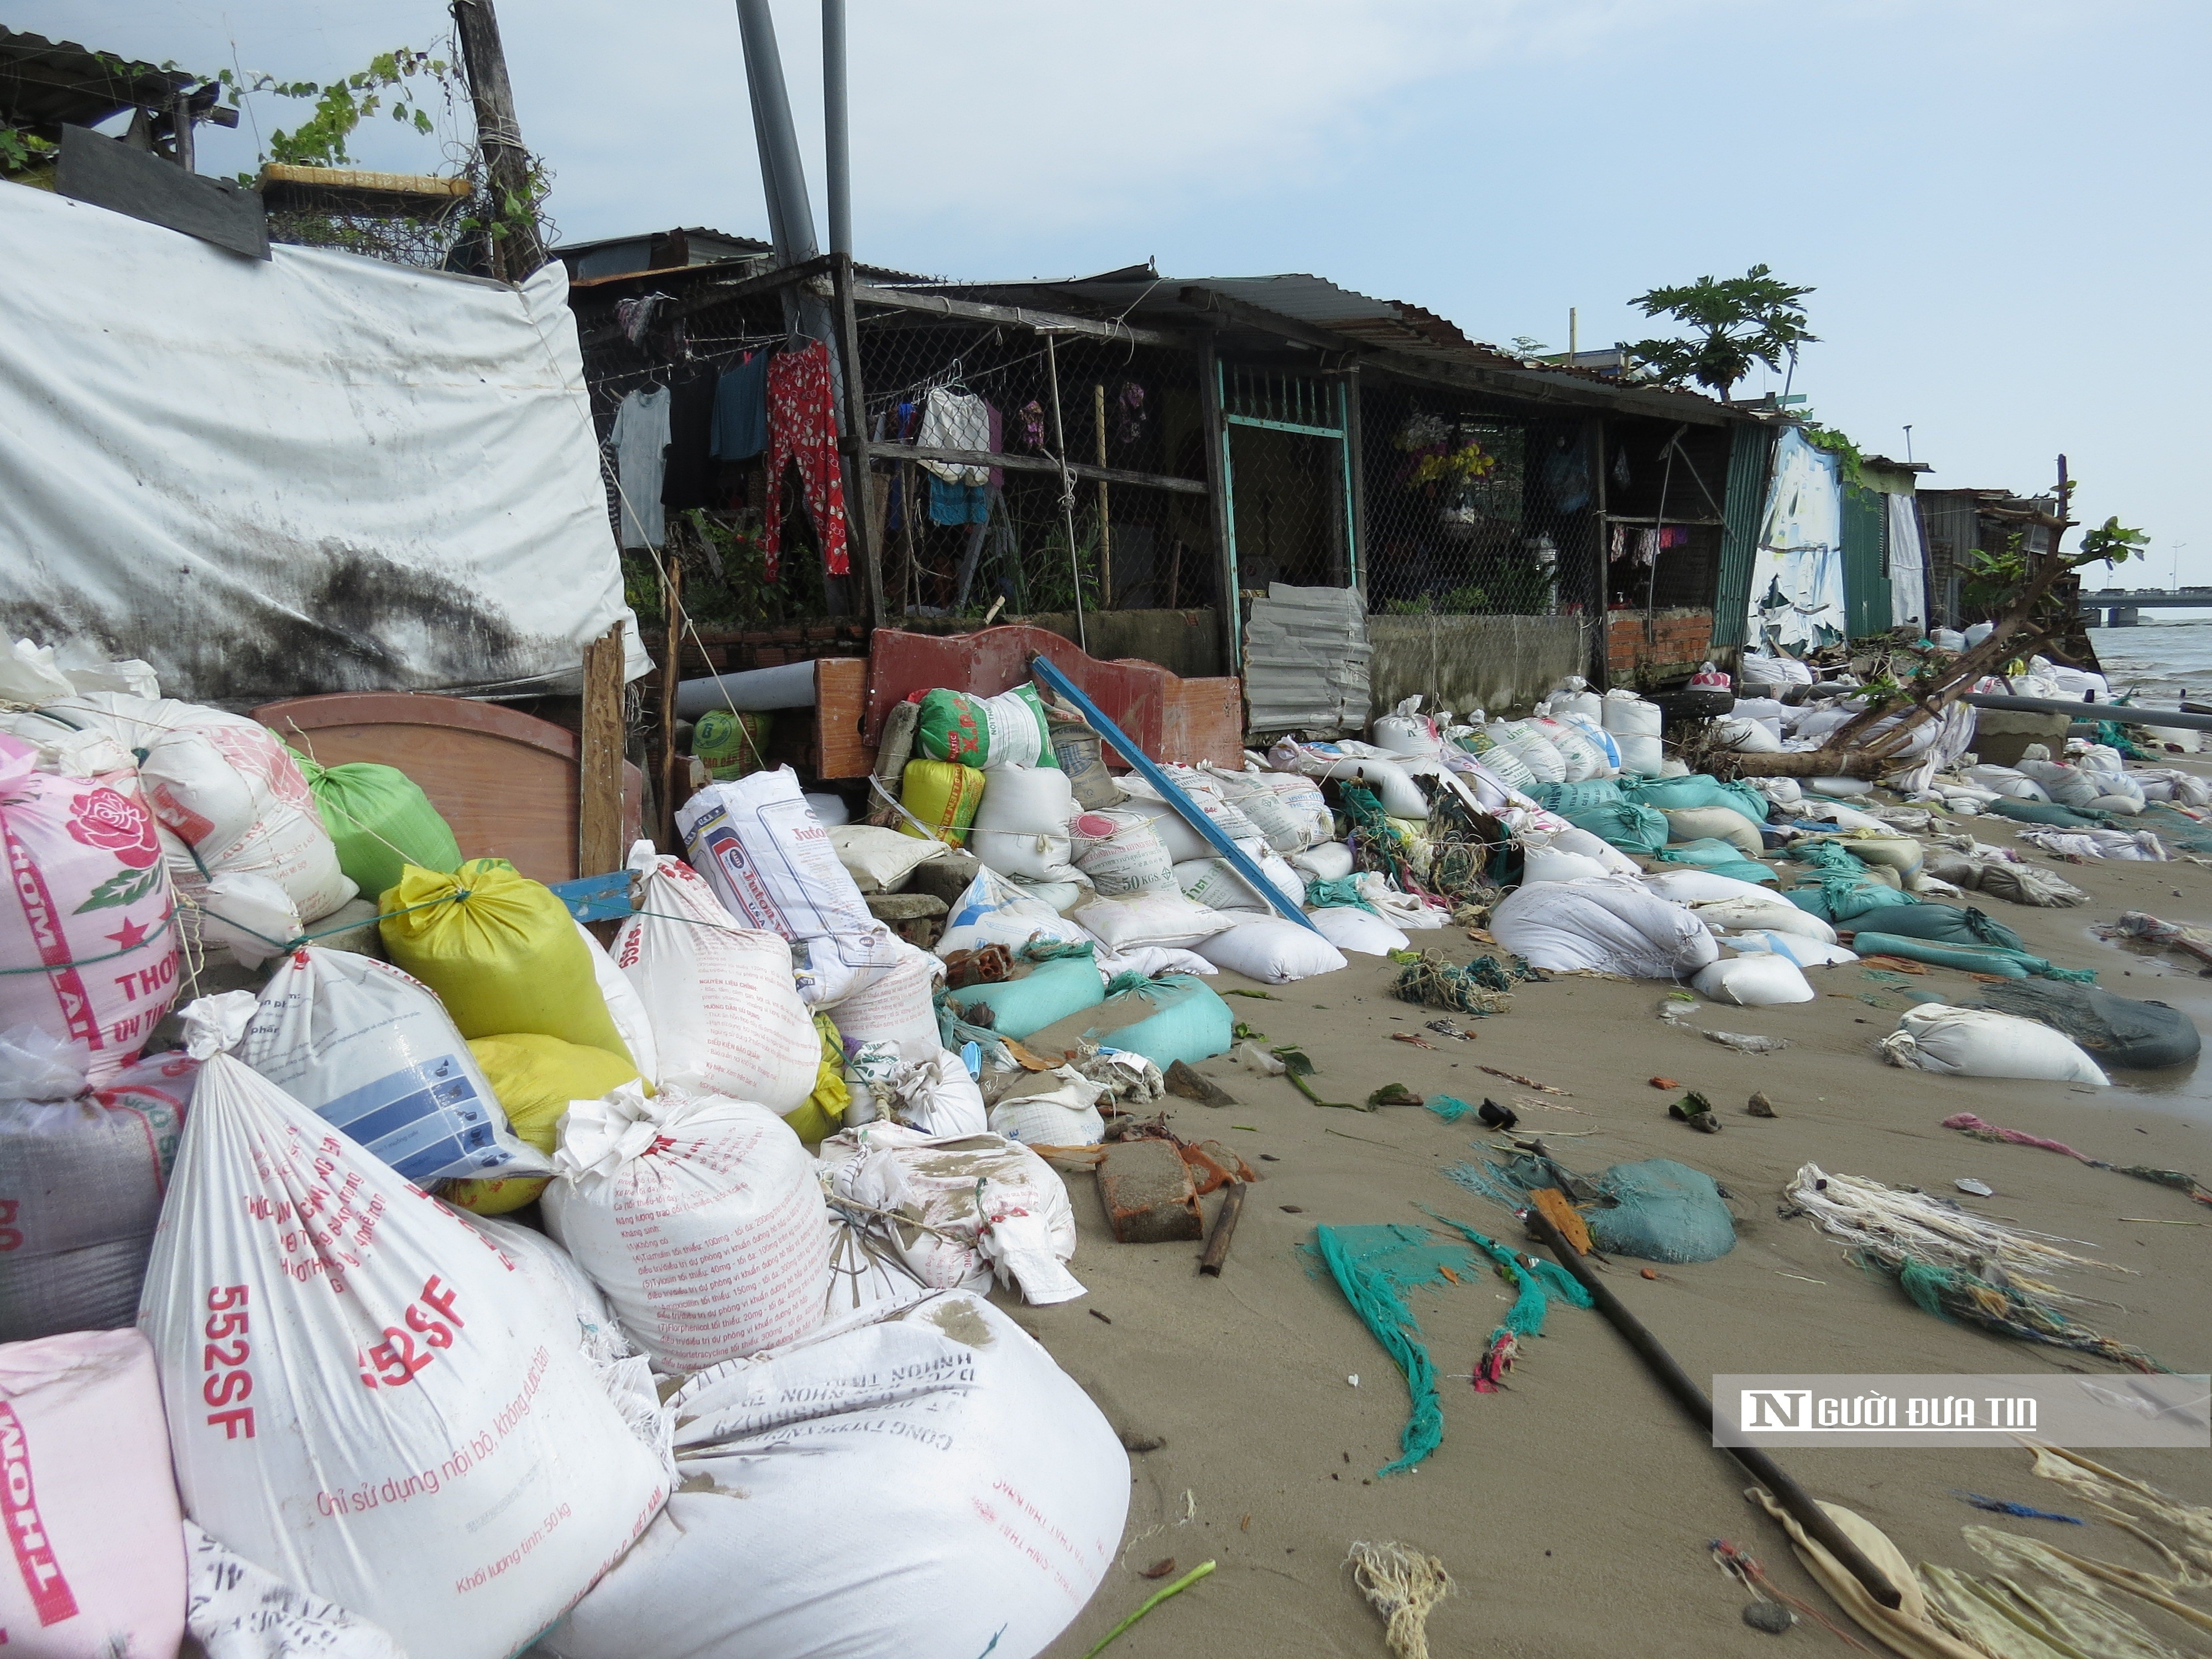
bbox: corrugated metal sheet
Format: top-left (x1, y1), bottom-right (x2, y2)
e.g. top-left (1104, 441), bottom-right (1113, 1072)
top-left (1709, 422), bottom-right (1772, 649)
top-left (1840, 483), bottom-right (1891, 638)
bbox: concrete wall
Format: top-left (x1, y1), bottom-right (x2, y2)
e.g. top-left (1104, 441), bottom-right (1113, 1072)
top-left (1366, 613), bottom-right (1590, 719)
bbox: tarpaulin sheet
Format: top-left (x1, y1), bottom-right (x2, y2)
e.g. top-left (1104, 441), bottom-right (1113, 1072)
top-left (0, 184), bottom-right (645, 703)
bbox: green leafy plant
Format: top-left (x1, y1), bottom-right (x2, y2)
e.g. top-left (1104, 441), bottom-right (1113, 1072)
top-left (2080, 515), bottom-right (2150, 568)
top-left (1798, 420), bottom-right (1865, 489)
top-left (222, 49), bottom-right (448, 173)
top-left (1624, 264), bottom-right (1817, 401)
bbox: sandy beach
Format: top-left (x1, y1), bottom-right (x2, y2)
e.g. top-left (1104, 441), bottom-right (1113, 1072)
top-left (1032, 801), bottom-right (2212, 1657)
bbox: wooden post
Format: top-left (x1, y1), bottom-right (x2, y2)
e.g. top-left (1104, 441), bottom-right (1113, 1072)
top-left (579, 622), bottom-right (627, 877)
top-left (658, 561), bottom-right (684, 850)
top-left (451, 0), bottom-right (546, 282)
top-left (1093, 383), bottom-right (1112, 608)
top-left (831, 253), bottom-right (888, 627)
top-left (1195, 327), bottom-right (1238, 672)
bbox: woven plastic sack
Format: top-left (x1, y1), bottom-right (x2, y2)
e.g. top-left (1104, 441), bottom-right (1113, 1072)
top-left (1068, 974), bottom-right (1232, 1071)
top-left (443, 1035), bottom-right (641, 1216)
top-left (1044, 703), bottom-right (1124, 808)
top-left (1070, 808), bottom-right (1177, 895)
top-left (1491, 878), bottom-right (1720, 979)
top-left (1587, 1159), bottom-right (1735, 1262)
top-left (1859, 903), bottom-right (2025, 953)
top-left (1691, 954), bottom-right (1814, 1006)
top-left (949, 954), bottom-right (1103, 1040)
top-left (1619, 774), bottom-right (1769, 828)
top-left (936, 866), bottom-right (1093, 958)
top-left (544, 1081), bottom-right (832, 1369)
top-left (0, 735), bottom-right (180, 1084)
top-left (183, 1519), bottom-right (405, 1659)
top-left (1527, 779), bottom-right (1622, 815)
top-left (1663, 806), bottom-right (1764, 858)
top-left (820, 936), bottom-right (943, 1061)
top-left (0, 1033), bottom-right (196, 1341)
top-left (878, 1050), bottom-right (990, 1139)
top-left (691, 708), bottom-right (771, 780)
top-left (830, 823), bottom-right (949, 892)
top-left (1561, 801), bottom-right (1670, 855)
top-left (1073, 890), bottom-right (1234, 952)
top-left (967, 764), bottom-right (1079, 884)
top-left (896, 759), bottom-right (985, 846)
top-left (380, 859), bottom-right (632, 1060)
top-left (1965, 980), bottom-right (2199, 1071)
top-left (611, 854), bottom-right (818, 1114)
top-left (914, 684), bottom-right (1056, 770)
top-left (1194, 917), bottom-right (1347, 984)
top-left (538, 1292), bottom-right (1125, 1659)
top-left (987, 1065), bottom-right (1108, 1147)
top-left (1206, 767), bottom-right (1310, 853)
top-left (1879, 1004), bottom-right (2109, 1084)
top-left (285, 747), bottom-right (461, 903)
top-left (139, 1013), bottom-right (671, 1659)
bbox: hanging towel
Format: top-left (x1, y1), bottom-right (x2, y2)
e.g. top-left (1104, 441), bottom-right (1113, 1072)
top-left (710, 351), bottom-right (770, 461)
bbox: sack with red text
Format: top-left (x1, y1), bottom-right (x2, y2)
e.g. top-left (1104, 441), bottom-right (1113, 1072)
top-left (0, 1328), bottom-right (186, 1659)
top-left (0, 734), bottom-right (180, 1086)
top-left (136, 1000), bottom-right (669, 1659)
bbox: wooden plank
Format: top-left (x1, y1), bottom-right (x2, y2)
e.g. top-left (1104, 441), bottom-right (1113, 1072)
top-left (578, 623), bottom-right (627, 877)
top-left (860, 440), bottom-right (1207, 496)
top-left (658, 557), bottom-right (682, 850)
top-left (549, 869), bottom-right (636, 925)
top-left (831, 254), bottom-right (888, 628)
top-left (848, 282), bottom-right (1181, 347)
top-left (1160, 677), bottom-right (1245, 768)
top-left (813, 656), bottom-right (876, 778)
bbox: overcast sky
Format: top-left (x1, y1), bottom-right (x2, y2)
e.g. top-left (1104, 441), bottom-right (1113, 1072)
top-left (24, 0), bottom-right (2208, 585)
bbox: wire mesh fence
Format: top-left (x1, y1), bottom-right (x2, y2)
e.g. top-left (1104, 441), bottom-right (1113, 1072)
top-left (1358, 380), bottom-right (1600, 619)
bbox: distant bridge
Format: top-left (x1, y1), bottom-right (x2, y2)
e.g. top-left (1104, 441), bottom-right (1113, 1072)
top-left (2079, 588), bottom-right (2212, 625)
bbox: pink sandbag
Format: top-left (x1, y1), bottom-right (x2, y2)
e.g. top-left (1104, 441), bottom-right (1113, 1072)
top-left (0, 1328), bottom-right (186, 1657)
top-left (0, 735), bottom-right (179, 1084)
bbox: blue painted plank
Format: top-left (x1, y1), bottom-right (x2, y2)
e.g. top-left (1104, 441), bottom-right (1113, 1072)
top-left (550, 868), bottom-right (635, 924)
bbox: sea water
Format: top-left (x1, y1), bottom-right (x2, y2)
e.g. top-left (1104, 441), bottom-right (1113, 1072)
top-left (2088, 616), bottom-right (2212, 704)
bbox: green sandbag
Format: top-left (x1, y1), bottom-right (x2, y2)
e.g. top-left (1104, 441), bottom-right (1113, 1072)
top-left (693, 709), bottom-right (772, 779)
top-left (1527, 779), bottom-right (1622, 815)
top-left (1848, 933), bottom-right (2032, 978)
top-left (1675, 855), bottom-right (1780, 887)
top-left (949, 954), bottom-right (1104, 1040)
top-left (1785, 879), bottom-right (1921, 924)
top-left (1652, 837), bottom-right (1759, 870)
top-left (1021, 973), bottom-right (1232, 1071)
top-left (914, 684), bottom-right (1058, 769)
top-left (1618, 774), bottom-right (1768, 828)
top-left (1586, 1159), bottom-right (1735, 1263)
top-left (285, 746), bottom-right (462, 900)
top-left (1562, 801), bottom-right (1670, 854)
top-left (1856, 903), bottom-right (2026, 953)
top-left (1987, 797), bottom-right (2105, 829)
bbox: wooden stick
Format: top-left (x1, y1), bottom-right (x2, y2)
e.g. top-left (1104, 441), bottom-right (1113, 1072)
top-left (577, 621), bottom-right (625, 878)
top-left (658, 557), bottom-right (682, 850)
top-left (1094, 382), bottom-right (1113, 608)
top-left (1198, 1181), bottom-right (1246, 1277)
top-left (1522, 1206), bottom-right (1904, 1609)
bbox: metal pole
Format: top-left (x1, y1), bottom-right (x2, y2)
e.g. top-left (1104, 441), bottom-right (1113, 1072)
top-left (1045, 335), bottom-right (1088, 653)
top-left (733, 0), bottom-right (819, 264)
top-left (822, 0), bottom-right (851, 258)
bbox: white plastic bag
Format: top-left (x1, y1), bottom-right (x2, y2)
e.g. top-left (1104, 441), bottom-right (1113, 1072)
top-left (679, 767), bottom-right (903, 1004)
top-left (139, 1033), bottom-right (670, 1659)
top-left (544, 1081), bottom-right (833, 1369)
top-left (237, 948), bottom-right (546, 1185)
top-left (1491, 878), bottom-right (1720, 979)
top-left (1521, 844), bottom-right (1614, 884)
top-left (967, 764), bottom-right (1081, 884)
top-left (936, 865), bottom-right (1095, 957)
top-left (1194, 917), bottom-right (1347, 984)
top-left (538, 1292), bottom-right (1126, 1659)
top-left (1691, 954), bottom-right (1814, 1006)
top-left (1879, 1005), bottom-right (2109, 1085)
top-left (880, 1049), bottom-right (990, 1139)
top-left (821, 937), bottom-right (943, 1062)
top-left (611, 855), bottom-right (818, 1115)
top-left (1073, 890), bottom-right (1235, 952)
top-left (827, 1124), bottom-right (1082, 1305)
top-left (1307, 904), bottom-right (1411, 957)
top-left (987, 1065), bottom-right (1108, 1147)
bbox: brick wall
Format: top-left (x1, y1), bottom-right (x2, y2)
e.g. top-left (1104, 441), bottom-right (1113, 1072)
top-left (1606, 607), bottom-right (1713, 687)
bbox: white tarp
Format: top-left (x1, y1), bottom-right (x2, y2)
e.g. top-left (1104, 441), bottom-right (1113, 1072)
top-left (1746, 426), bottom-right (1845, 655)
top-left (0, 184), bottom-right (645, 703)
top-left (1886, 492), bottom-right (1928, 632)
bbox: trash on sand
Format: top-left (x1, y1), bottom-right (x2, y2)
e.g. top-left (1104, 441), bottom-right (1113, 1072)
top-left (1942, 1112), bottom-right (2212, 1207)
top-left (1392, 1030), bottom-right (1439, 1049)
top-left (1345, 1540), bottom-right (1454, 1659)
top-left (1668, 1092), bottom-right (1723, 1133)
top-left (1425, 1019), bottom-right (1478, 1042)
top-left (1367, 1083), bottom-right (1425, 1109)
top-left (1746, 1091), bottom-right (1778, 1118)
top-left (1954, 1177), bottom-right (1995, 1196)
top-left (1425, 1094), bottom-right (1477, 1124)
top-left (1705, 1029), bottom-right (1791, 1055)
top-left (1957, 1494), bottom-right (2083, 1525)
top-left (1165, 1058), bottom-right (1237, 1105)
top-left (1079, 1559), bottom-right (1216, 1659)
top-left (1476, 1098), bottom-right (1517, 1130)
top-left (1390, 950), bottom-right (1533, 1015)
top-left (1648, 1076), bottom-right (1680, 1089)
top-left (1481, 1066), bottom-right (1569, 1095)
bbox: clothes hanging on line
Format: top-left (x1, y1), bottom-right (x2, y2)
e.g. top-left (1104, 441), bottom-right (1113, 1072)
top-left (710, 351), bottom-right (770, 461)
top-left (764, 340), bottom-right (848, 580)
top-left (916, 387), bottom-right (992, 483)
top-left (928, 474), bottom-right (991, 526)
top-left (608, 385), bottom-right (670, 549)
top-left (660, 366), bottom-right (718, 512)
top-left (1657, 524), bottom-right (1689, 550)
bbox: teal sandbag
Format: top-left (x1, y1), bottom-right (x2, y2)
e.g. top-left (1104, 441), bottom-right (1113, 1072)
top-left (1618, 774), bottom-right (1769, 828)
top-left (1677, 855), bottom-right (1780, 886)
top-left (1847, 933), bottom-right (2032, 977)
top-left (1527, 779), bottom-right (1622, 815)
top-left (1585, 1159), bottom-right (1735, 1263)
top-left (1987, 797), bottom-right (2106, 829)
top-left (1854, 903), bottom-right (2026, 953)
top-left (1562, 801), bottom-right (1669, 854)
top-left (1785, 880), bottom-right (1920, 924)
top-left (1652, 837), bottom-right (1759, 870)
top-left (1093, 974), bottom-right (1233, 1070)
top-left (949, 955), bottom-right (1104, 1040)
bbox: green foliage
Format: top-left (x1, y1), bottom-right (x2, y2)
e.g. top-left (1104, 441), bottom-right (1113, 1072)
top-left (0, 126), bottom-right (56, 175)
top-left (1624, 264), bottom-right (1817, 401)
top-left (221, 48), bottom-right (449, 172)
top-left (2080, 515), bottom-right (2150, 567)
top-left (1509, 335), bottom-right (1549, 355)
top-left (1799, 421), bottom-right (1865, 489)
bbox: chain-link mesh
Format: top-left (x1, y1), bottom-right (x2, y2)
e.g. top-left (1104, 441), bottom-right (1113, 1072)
top-left (263, 181), bottom-right (474, 268)
top-left (1358, 380), bottom-right (1600, 619)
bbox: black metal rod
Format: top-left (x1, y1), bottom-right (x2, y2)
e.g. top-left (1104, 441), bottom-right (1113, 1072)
top-left (1523, 1207), bottom-right (1904, 1609)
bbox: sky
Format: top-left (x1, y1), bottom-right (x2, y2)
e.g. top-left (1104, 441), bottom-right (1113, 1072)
top-left (22, 0), bottom-right (2209, 587)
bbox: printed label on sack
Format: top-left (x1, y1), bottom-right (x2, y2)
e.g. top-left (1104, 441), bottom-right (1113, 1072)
top-left (694, 815), bottom-right (791, 933)
top-left (314, 1061), bottom-right (499, 1181)
top-left (0, 1402), bottom-right (81, 1627)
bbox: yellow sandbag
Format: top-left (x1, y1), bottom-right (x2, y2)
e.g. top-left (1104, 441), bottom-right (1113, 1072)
top-left (781, 1012), bottom-right (849, 1145)
top-left (379, 860), bottom-right (632, 1062)
top-left (897, 759), bottom-right (985, 846)
top-left (445, 1033), bottom-right (643, 1214)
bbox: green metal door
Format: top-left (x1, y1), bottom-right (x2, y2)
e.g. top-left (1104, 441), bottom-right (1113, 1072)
top-left (1709, 422), bottom-right (1772, 650)
top-left (1839, 483), bottom-right (1891, 639)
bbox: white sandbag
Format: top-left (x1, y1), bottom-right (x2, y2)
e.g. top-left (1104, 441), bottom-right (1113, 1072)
top-left (545, 1080), bottom-right (832, 1369)
top-left (880, 1049), bottom-right (990, 1139)
top-left (1663, 807), bottom-right (1766, 858)
top-left (1611, 731), bottom-right (1665, 776)
top-left (1642, 868), bottom-right (1777, 906)
top-left (1808, 775), bottom-right (1875, 798)
top-left (1007, 873), bottom-right (1091, 912)
top-left (1068, 808), bottom-right (1178, 896)
top-left (1260, 769), bottom-right (1334, 844)
top-left (1094, 944), bottom-right (1217, 978)
top-left (1369, 695), bottom-right (1444, 758)
top-left (195, 870), bottom-right (304, 968)
top-left (679, 766), bottom-right (902, 1004)
top-left (184, 1520), bottom-right (405, 1659)
top-left (453, 1209), bottom-right (632, 1369)
top-left (1119, 768), bottom-right (1260, 851)
top-left (1354, 872), bottom-right (1449, 930)
top-left (1714, 716), bottom-right (1783, 753)
top-left (1879, 1004), bottom-right (2109, 1085)
top-left (1537, 714), bottom-right (1617, 779)
top-left (967, 764), bottom-right (1080, 883)
top-left (987, 1065), bottom-right (1108, 1147)
top-left (0, 1032), bottom-right (196, 1342)
top-left (826, 1123), bottom-right (1081, 1305)
top-left (1264, 739), bottom-right (1430, 817)
top-left (1291, 841), bottom-right (1355, 882)
top-left (0, 1329), bottom-right (186, 1659)
top-left (936, 866), bottom-right (1094, 957)
top-left (1174, 857), bottom-right (1270, 912)
top-left (1601, 690), bottom-right (1663, 737)
top-left (1485, 722), bottom-right (1568, 785)
top-left (821, 1215), bottom-right (931, 1322)
top-left (1964, 764), bottom-right (2050, 802)
top-left (1690, 896), bottom-right (1836, 942)
top-left (1522, 844), bottom-right (1615, 884)
top-left (538, 1292), bottom-right (1126, 1659)
top-left (1548, 678), bottom-right (1604, 724)
top-left (577, 914), bottom-right (659, 1087)
top-left (1193, 916), bottom-right (1347, 984)
top-left (830, 823), bottom-right (948, 893)
top-left (821, 937), bottom-right (943, 1062)
top-left (1490, 878), bottom-right (1721, 979)
top-left (140, 1021), bottom-right (670, 1659)
top-left (1691, 953), bottom-right (1814, 1006)
top-left (7, 694), bottom-right (353, 922)
top-left (237, 946), bottom-right (548, 1185)
top-left (1306, 904), bottom-right (1411, 957)
top-left (1207, 767), bottom-right (1311, 853)
top-left (1547, 824), bottom-right (1644, 875)
top-left (611, 855), bottom-right (820, 1114)
top-left (1721, 930), bottom-right (1859, 968)
top-left (1073, 890), bottom-right (1235, 952)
